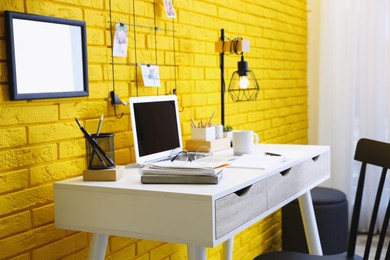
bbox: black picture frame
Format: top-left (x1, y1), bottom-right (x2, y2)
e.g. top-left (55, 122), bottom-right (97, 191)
top-left (4, 11), bottom-right (89, 100)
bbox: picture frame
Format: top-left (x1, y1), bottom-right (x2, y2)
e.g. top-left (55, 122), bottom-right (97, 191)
top-left (4, 11), bottom-right (89, 100)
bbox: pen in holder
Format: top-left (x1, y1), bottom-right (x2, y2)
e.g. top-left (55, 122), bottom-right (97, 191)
top-left (86, 133), bottom-right (115, 169)
top-left (75, 118), bottom-right (115, 170)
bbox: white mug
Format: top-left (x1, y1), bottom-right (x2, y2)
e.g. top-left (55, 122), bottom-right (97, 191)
top-left (233, 130), bottom-right (259, 155)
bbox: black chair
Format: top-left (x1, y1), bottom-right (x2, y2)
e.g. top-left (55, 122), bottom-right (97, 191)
top-left (254, 138), bottom-right (390, 260)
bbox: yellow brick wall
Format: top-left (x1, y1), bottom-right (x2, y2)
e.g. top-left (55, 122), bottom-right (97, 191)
top-left (0, 0), bottom-right (307, 259)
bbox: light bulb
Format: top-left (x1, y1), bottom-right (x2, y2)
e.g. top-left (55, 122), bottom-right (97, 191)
top-left (239, 76), bottom-right (249, 89)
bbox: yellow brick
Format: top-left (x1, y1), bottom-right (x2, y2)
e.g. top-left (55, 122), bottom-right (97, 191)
top-left (179, 38), bottom-right (204, 53)
top-left (136, 240), bottom-right (164, 256)
top-left (0, 0), bottom-right (24, 13)
top-left (103, 62), bottom-right (134, 81)
top-left (205, 68), bottom-right (220, 80)
top-left (248, 111), bottom-right (264, 122)
top-left (9, 253), bottom-right (30, 260)
top-left (31, 204), bottom-right (54, 227)
top-left (193, 2), bottom-right (217, 16)
top-left (55, 0), bottom-right (103, 9)
top-left (62, 249), bottom-right (88, 260)
top-left (106, 243), bottom-right (137, 259)
top-left (30, 158), bottom-right (85, 185)
top-left (238, 102), bottom-right (256, 113)
top-left (0, 169), bottom-right (29, 194)
top-left (29, 122), bottom-right (81, 144)
top-left (109, 236), bottom-right (139, 252)
top-left (88, 65), bottom-right (104, 82)
top-left (146, 34), bottom-right (174, 50)
top-left (0, 211), bottom-right (31, 239)
top-left (60, 101), bottom-right (107, 119)
top-left (0, 127), bottom-right (26, 148)
top-left (0, 185), bottom-right (53, 216)
top-left (207, 245), bottom-right (222, 260)
top-left (25, 0), bottom-right (83, 20)
top-left (194, 54), bottom-right (216, 67)
top-left (89, 116), bottom-right (130, 133)
top-left (32, 232), bottom-right (88, 259)
top-left (87, 28), bottom-right (105, 46)
top-left (0, 105), bottom-right (58, 126)
top-left (104, 0), bottom-right (131, 12)
top-left (88, 46), bottom-right (111, 63)
top-left (59, 139), bottom-right (86, 159)
top-left (0, 144), bottom-right (57, 171)
top-left (206, 93), bottom-right (220, 106)
top-left (149, 242), bottom-right (185, 259)
top-left (115, 148), bottom-right (132, 165)
top-left (170, 247), bottom-right (191, 260)
top-left (84, 9), bottom-right (110, 28)
top-left (178, 67), bottom-right (204, 79)
top-left (111, 132), bottom-right (132, 151)
top-left (87, 82), bottom-right (110, 99)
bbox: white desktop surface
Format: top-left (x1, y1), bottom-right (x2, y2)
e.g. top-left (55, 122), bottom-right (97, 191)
top-left (54, 144), bottom-right (330, 259)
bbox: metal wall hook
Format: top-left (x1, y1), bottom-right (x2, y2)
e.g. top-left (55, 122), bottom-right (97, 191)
top-left (110, 91), bottom-right (127, 119)
top-left (113, 105), bottom-right (124, 119)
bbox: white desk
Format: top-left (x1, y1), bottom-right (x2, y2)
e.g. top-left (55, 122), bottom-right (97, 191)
top-left (54, 144), bottom-right (330, 260)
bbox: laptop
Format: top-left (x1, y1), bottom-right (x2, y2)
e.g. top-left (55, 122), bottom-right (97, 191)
top-left (129, 95), bottom-right (183, 166)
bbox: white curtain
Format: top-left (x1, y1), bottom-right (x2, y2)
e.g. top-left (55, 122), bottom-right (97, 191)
top-left (316, 0), bottom-right (390, 231)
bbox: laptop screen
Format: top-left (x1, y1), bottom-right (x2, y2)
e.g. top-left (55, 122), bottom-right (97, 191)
top-left (129, 95), bottom-right (182, 164)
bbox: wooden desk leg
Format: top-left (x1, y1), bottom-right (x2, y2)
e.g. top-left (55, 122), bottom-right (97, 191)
top-left (298, 191), bottom-right (323, 255)
top-left (187, 245), bottom-right (206, 260)
top-left (88, 233), bottom-right (108, 260)
top-left (223, 238), bottom-right (233, 260)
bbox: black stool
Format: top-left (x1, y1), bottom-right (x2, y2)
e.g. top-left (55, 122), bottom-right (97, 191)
top-left (282, 187), bottom-right (348, 255)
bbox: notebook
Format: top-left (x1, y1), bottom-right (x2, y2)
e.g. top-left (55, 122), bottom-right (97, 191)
top-left (129, 95), bottom-right (183, 166)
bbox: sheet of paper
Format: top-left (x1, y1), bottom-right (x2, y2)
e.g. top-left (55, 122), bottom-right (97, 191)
top-left (163, 0), bottom-right (176, 18)
top-left (228, 154), bottom-right (286, 170)
top-left (149, 159), bottom-right (229, 171)
top-left (113, 23), bottom-right (128, 57)
top-left (140, 64), bottom-right (161, 87)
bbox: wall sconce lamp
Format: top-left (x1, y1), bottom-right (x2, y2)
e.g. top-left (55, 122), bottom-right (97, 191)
top-left (216, 28), bottom-right (260, 125)
top-left (228, 54), bottom-right (260, 101)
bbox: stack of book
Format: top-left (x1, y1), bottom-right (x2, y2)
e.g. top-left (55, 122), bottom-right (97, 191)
top-left (139, 161), bottom-right (229, 184)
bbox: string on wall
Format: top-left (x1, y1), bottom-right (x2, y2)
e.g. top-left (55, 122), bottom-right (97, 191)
top-left (108, 0), bottom-right (178, 118)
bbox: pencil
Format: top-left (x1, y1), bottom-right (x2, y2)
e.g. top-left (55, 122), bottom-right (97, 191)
top-left (190, 118), bottom-right (197, 128)
top-left (89, 115), bottom-right (104, 168)
top-left (207, 112), bottom-right (215, 127)
top-left (97, 115), bottom-right (104, 136)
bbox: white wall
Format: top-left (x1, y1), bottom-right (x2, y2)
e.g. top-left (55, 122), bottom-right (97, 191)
top-left (307, 0), bottom-right (321, 144)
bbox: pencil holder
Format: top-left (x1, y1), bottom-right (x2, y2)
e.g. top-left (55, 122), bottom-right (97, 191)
top-left (191, 127), bottom-right (216, 141)
top-left (86, 133), bottom-right (115, 169)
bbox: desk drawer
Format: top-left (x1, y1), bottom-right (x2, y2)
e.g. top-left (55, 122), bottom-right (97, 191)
top-left (215, 180), bottom-right (266, 239)
top-left (302, 152), bottom-right (329, 187)
top-left (267, 164), bottom-right (303, 209)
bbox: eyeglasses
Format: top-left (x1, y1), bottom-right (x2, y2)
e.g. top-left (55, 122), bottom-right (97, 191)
top-left (170, 146), bottom-right (213, 166)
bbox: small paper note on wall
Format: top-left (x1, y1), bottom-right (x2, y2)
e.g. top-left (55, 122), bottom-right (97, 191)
top-left (140, 64), bottom-right (161, 87)
top-left (163, 0), bottom-right (176, 18)
top-left (113, 23), bottom-right (128, 57)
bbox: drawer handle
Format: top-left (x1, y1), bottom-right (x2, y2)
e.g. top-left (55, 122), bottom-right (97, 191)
top-left (234, 185), bottom-right (252, 197)
top-left (312, 155), bottom-right (320, 161)
top-left (280, 168), bottom-right (291, 176)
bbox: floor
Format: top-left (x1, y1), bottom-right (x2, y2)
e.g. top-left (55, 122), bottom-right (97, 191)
top-left (356, 234), bottom-right (389, 259)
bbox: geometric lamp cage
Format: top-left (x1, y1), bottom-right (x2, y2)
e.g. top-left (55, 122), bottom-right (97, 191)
top-left (228, 55), bottom-right (260, 101)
